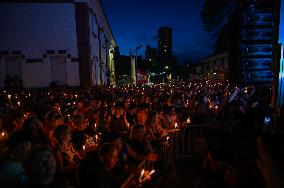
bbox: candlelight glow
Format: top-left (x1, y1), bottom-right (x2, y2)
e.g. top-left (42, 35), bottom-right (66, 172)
top-left (186, 117), bottom-right (191, 124)
top-left (149, 169), bottom-right (155, 176)
top-left (175, 123), bottom-right (178, 129)
top-left (139, 169), bottom-right (145, 181)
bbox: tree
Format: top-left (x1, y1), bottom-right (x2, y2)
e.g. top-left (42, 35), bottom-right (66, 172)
top-left (200, 0), bottom-right (238, 36)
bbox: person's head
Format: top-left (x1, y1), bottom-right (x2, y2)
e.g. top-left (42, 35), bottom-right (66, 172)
top-left (145, 110), bottom-right (158, 127)
top-left (98, 143), bottom-right (118, 171)
top-left (128, 103), bottom-right (137, 114)
top-left (23, 147), bottom-right (56, 185)
top-left (72, 114), bottom-right (88, 131)
top-left (115, 102), bottom-right (125, 117)
top-left (77, 100), bottom-right (86, 110)
top-left (10, 111), bottom-right (24, 132)
top-left (22, 117), bottom-right (44, 137)
top-left (137, 107), bottom-right (147, 125)
top-left (51, 102), bottom-right (61, 112)
top-left (8, 130), bottom-right (32, 161)
top-left (108, 133), bottom-right (122, 152)
top-left (130, 124), bottom-right (145, 141)
top-left (54, 125), bottom-right (71, 143)
top-left (46, 111), bottom-right (63, 129)
top-left (158, 109), bottom-right (164, 120)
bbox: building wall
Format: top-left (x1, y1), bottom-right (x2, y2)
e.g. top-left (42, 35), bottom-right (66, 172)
top-left (199, 52), bottom-right (229, 80)
top-left (84, 0), bottom-right (116, 85)
top-left (0, 3), bottom-right (79, 88)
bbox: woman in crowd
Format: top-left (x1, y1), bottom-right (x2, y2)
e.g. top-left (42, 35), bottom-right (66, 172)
top-left (53, 125), bottom-right (81, 185)
top-left (22, 116), bottom-right (50, 148)
top-left (128, 124), bottom-right (153, 166)
top-left (45, 110), bottom-right (64, 147)
top-left (144, 110), bottom-right (167, 145)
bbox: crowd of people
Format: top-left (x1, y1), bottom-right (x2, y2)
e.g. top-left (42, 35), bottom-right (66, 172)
top-left (0, 78), bottom-right (281, 188)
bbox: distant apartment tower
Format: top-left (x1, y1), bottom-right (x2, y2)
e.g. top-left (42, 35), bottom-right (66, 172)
top-left (145, 45), bottom-right (160, 73)
top-left (158, 27), bottom-right (172, 67)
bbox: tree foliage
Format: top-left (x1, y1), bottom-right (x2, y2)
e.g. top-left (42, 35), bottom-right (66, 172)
top-left (200, 0), bottom-right (239, 35)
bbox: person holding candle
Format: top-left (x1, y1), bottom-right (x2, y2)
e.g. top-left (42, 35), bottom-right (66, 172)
top-left (45, 111), bottom-right (64, 147)
top-left (109, 133), bottom-right (158, 173)
top-left (109, 102), bottom-right (129, 139)
top-left (82, 143), bottom-right (118, 188)
top-left (144, 110), bottom-right (167, 146)
top-left (128, 124), bottom-right (155, 166)
top-left (53, 125), bottom-right (80, 186)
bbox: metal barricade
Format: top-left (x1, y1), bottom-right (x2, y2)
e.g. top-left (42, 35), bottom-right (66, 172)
top-left (120, 124), bottom-right (212, 188)
top-left (174, 124), bottom-right (211, 158)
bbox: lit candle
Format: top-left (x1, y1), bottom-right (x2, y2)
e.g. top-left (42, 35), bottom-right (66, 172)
top-left (8, 94), bottom-right (11, 100)
top-left (1, 132), bottom-right (4, 137)
top-left (75, 94), bottom-right (78, 98)
top-left (17, 101), bottom-right (21, 106)
top-left (175, 123), bottom-right (178, 129)
top-left (139, 169), bottom-right (145, 181)
top-left (167, 136), bottom-right (170, 142)
top-left (149, 169), bottom-right (155, 176)
top-left (82, 145), bottom-right (86, 158)
top-left (186, 117), bottom-right (191, 124)
top-left (95, 135), bottom-right (99, 143)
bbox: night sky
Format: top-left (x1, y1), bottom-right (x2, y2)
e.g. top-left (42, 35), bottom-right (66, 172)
top-left (101, 0), bottom-right (215, 64)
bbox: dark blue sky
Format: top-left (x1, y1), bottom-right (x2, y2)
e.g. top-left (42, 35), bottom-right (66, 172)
top-left (101, 0), bottom-right (215, 63)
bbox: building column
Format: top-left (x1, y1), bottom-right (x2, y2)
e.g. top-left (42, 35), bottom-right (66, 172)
top-left (75, 2), bottom-right (92, 87)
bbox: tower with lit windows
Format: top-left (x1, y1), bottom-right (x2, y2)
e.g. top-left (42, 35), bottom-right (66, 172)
top-left (158, 27), bottom-right (172, 69)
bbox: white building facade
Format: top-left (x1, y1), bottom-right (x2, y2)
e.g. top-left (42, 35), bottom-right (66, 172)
top-left (0, 0), bottom-right (116, 88)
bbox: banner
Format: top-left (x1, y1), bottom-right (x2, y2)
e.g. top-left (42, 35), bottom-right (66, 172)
top-left (136, 69), bottom-right (148, 84)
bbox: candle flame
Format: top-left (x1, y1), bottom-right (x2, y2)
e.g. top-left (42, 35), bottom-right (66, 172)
top-left (186, 117), bottom-right (191, 124)
top-left (149, 169), bottom-right (155, 176)
top-left (175, 123), bottom-right (178, 129)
